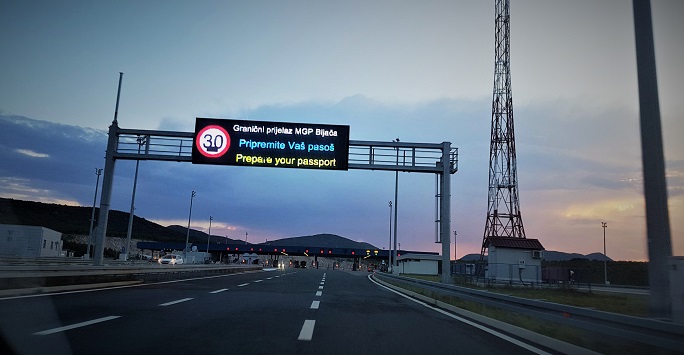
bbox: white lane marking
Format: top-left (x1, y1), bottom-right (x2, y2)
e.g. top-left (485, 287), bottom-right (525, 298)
top-left (323, 273), bottom-right (327, 276)
top-left (310, 301), bottom-right (320, 309)
top-left (368, 275), bottom-right (552, 355)
top-left (298, 320), bottom-right (316, 341)
top-left (319, 282), bottom-right (325, 285)
top-left (159, 298), bottom-right (193, 306)
top-left (266, 277), bottom-right (273, 280)
top-left (210, 288), bottom-right (228, 294)
top-left (34, 315), bottom-right (120, 335)
top-left (274, 276), bottom-right (280, 278)
top-left (315, 291), bottom-right (322, 296)
top-left (237, 283), bottom-right (249, 287)
top-left (254, 280), bottom-right (263, 283)
top-left (318, 286), bottom-right (324, 290)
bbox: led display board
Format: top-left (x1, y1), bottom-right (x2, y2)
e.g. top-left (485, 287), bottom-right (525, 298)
top-left (192, 117), bottom-right (350, 170)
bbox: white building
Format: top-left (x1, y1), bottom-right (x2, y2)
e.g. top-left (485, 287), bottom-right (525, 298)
top-left (0, 224), bottom-right (63, 258)
top-left (485, 237), bottom-right (544, 285)
top-left (396, 253), bottom-right (441, 276)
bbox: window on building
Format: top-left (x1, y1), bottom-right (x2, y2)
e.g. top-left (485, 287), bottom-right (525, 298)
top-left (50, 241), bottom-right (54, 250)
top-left (43, 240), bottom-right (46, 248)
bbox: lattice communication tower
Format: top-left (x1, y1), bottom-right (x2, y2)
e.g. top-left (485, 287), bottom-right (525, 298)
top-left (480, 0), bottom-right (526, 260)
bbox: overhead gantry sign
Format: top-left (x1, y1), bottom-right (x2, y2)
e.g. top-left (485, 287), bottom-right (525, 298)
top-left (192, 118), bottom-right (350, 170)
top-left (93, 118), bottom-right (458, 283)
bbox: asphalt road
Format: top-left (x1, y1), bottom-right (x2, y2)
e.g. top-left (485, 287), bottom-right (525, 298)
top-left (0, 268), bottom-right (549, 355)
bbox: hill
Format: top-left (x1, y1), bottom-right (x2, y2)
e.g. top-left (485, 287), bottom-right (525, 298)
top-left (262, 233), bottom-right (377, 250)
top-left (1, 197), bottom-right (206, 243)
top-left (0, 198), bottom-right (376, 250)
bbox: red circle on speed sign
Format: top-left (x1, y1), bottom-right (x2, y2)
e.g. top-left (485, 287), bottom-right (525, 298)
top-left (196, 125), bottom-right (230, 158)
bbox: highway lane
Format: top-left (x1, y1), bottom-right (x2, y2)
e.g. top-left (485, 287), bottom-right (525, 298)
top-left (1, 268), bottom-right (548, 354)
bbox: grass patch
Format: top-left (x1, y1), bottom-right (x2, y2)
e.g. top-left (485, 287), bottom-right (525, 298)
top-left (401, 273), bottom-right (648, 317)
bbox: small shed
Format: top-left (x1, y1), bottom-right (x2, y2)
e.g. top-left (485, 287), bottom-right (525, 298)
top-left (0, 224), bottom-right (63, 258)
top-left (396, 253), bottom-right (441, 276)
top-left (485, 237), bottom-right (544, 285)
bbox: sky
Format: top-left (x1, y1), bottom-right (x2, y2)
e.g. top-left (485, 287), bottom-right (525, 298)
top-left (1, 0), bottom-right (682, 261)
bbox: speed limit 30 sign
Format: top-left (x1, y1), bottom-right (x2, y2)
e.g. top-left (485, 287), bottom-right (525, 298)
top-left (196, 125), bottom-right (230, 158)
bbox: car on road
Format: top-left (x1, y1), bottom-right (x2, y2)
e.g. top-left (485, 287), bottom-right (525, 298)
top-left (158, 254), bottom-right (183, 265)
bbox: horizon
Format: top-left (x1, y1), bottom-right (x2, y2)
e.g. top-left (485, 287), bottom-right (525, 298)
top-left (1, 1), bottom-right (682, 262)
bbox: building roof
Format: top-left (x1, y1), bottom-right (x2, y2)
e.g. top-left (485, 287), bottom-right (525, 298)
top-left (486, 237), bottom-right (545, 250)
top-left (397, 253), bottom-right (442, 262)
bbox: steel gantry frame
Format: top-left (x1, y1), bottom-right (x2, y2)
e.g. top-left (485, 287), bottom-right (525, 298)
top-left (93, 121), bottom-right (458, 283)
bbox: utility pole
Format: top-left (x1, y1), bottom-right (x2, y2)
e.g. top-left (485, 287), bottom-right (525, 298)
top-left (206, 216), bottom-right (213, 255)
top-left (388, 200), bottom-right (393, 272)
top-left (602, 222), bottom-right (608, 285)
top-left (184, 191), bottom-right (196, 262)
top-left (87, 168), bottom-right (102, 258)
top-left (633, 0), bottom-right (673, 319)
top-left (124, 135), bottom-right (146, 261)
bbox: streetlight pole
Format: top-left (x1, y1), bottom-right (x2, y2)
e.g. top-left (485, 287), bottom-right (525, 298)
top-left (454, 230), bottom-right (457, 262)
top-left (184, 191), bottom-right (196, 262)
top-left (602, 222), bottom-right (608, 285)
top-left (87, 168), bottom-right (102, 258)
top-left (124, 135), bottom-right (146, 261)
top-left (206, 216), bottom-right (213, 256)
top-left (388, 201), bottom-right (392, 272)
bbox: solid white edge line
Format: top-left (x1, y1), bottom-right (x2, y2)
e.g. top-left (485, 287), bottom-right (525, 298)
top-left (367, 275), bottom-right (552, 355)
top-left (310, 300), bottom-right (320, 309)
top-left (159, 297), bottom-right (194, 306)
top-left (34, 316), bottom-right (120, 335)
top-left (210, 288), bottom-right (228, 294)
top-left (298, 319), bottom-right (316, 341)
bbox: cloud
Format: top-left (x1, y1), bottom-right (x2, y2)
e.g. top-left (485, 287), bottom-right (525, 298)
top-left (0, 96), bottom-right (682, 261)
top-left (15, 149), bottom-right (49, 158)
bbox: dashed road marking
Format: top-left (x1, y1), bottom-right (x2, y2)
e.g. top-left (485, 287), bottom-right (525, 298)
top-left (210, 288), bottom-right (228, 294)
top-left (315, 291), bottom-right (322, 296)
top-left (237, 283), bottom-right (249, 287)
top-left (318, 286), bottom-right (324, 290)
top-left (310, 300), bottom-right (320, 309)
top-left (298, 320), bottom-right (316, 341)
top-left (159, 298), bottom-right (193, 306)
top-left (34, 316), bottom-right (120, 335)
top-left (254, 280), bottom-right (263, 283)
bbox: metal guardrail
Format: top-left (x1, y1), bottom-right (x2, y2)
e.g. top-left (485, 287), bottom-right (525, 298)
top-left (0, 262), bottom-right (261, 290)
top-left (373, 273), bottom-right (684, 352)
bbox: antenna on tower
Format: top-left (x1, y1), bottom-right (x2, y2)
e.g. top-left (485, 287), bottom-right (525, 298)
top-left (480, 0), bottom-right (526, 262)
